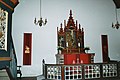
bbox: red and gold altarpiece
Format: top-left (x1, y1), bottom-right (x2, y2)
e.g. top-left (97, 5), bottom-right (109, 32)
top-left (56, 10), bottom-right (95, 65)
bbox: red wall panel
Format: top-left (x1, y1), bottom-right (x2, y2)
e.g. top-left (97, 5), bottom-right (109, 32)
top-left (101, 35), bottom-right (108, 63)
top-left (23, 33), bottom-right (32, 65)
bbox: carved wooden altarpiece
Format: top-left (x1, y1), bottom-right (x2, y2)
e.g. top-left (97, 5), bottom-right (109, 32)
top-left (56, 10), bottom-right (95, 64)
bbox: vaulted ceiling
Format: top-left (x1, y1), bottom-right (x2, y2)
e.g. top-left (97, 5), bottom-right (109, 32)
top-left (113, 0), bottom-right (120, 9)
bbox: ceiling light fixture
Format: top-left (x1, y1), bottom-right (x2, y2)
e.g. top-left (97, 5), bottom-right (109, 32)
top-left (112, 7), bottom-right (120, 29)
top-left (34, 0), bottom-right (47, 27)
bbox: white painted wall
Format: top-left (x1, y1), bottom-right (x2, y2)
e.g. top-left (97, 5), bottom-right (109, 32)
top-left (12, 0), bottom-right (120, 77)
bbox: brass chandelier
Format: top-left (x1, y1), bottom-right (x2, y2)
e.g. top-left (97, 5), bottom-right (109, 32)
top-left (112, 7), bottom-right (120, 29)
top-left (34, 0), bottom-right (47, 27)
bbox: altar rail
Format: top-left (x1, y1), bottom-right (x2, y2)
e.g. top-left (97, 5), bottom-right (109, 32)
top-left (43, 62), bottom-right (120, 80)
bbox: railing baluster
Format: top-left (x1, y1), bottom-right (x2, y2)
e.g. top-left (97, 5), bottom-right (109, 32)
top-left (100, 64), bottom-right (103, 79)
top-left (118, 62), bottom-right (120, 78)
top-left (61, 65), bottom-right (64, 80)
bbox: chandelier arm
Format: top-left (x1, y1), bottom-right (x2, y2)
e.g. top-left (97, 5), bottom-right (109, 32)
top-left (34, 18), bottom-right (38, 25)
top-left (115, 7), bottom-right (118, 22)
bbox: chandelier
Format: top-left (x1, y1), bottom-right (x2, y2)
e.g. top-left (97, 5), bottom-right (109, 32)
top-left (112, 7), bottom-right (120, 29)
top-left (34, 0), bottom-right (47, 27)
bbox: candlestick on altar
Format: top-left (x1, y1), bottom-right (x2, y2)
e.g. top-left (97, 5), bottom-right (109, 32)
top-left (78, 43), bottom-right (81, 53)
top-left (66, 42), bottom-right (68, 53)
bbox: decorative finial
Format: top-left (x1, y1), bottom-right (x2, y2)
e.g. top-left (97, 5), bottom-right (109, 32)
top-left (79, 24), bottom-right (81, 29)
top-left (64, 20), bottom-right (66, 27)
top-left (60, 23), bottom-right (63, 32)
top-left (76, 20), bottom-right (78, 27)
top-left (82, 28), bottom-right (84, 31)
top-left (42, 59), bottom-right (45, 64)
top-left (70, 10), bottom-right (72, 17)
top-left (60, 23), bottom-right (62, 28)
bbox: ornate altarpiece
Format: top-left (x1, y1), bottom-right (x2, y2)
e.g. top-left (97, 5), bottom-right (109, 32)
top-left (56, 10), bottom-right (95, 64)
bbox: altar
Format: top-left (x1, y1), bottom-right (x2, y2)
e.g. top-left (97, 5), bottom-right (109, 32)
top-left (64, 53), bottom-right (94, 64)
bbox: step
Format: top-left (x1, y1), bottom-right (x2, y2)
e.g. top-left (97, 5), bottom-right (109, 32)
top-left (0, 69), bottom-right (10, 80)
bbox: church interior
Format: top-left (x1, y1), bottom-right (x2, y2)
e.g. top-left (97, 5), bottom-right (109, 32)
top-left (0, 0), bottom-right (120, 80)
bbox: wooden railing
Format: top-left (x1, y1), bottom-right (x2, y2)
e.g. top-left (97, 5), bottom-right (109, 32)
top-left (44, 62), bottom-right (120, 80)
